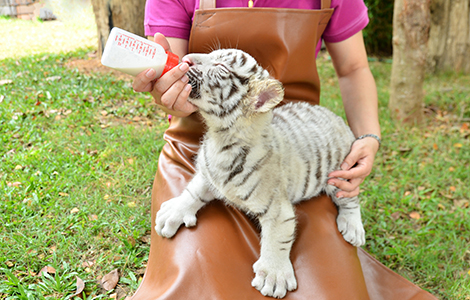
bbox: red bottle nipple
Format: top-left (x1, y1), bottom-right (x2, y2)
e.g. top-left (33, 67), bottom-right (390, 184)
top-left (161, 52), bottom-right (180, 77)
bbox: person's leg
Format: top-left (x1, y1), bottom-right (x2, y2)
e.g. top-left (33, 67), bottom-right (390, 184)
top-left (129, 139), bottom-right (437, 300)
top-left (129, 151), bottom-right (369, 299)
top-left (358, 249), bottom-right (437, 300)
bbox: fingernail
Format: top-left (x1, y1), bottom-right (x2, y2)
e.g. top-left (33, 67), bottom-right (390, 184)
top-left (341, 163), bottom-right (349, 170)
top-left (184, 84), bottom-right (192, 92)
top-left (328, 180), bottom-right (335, 186)
top-left (179, 63), bottom-right (189, 72)
top-left (146, 68), bottom-right (156, 79)
top-left (181, 75), bottom-right (189, 83)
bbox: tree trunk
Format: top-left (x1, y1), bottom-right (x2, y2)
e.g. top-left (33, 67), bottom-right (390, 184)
top-left (389, 0), bottom-right (431, 124)
top-left (90, 0), bottom-right (146, 56)
top-left (427, 0), bottom-right (470, 74)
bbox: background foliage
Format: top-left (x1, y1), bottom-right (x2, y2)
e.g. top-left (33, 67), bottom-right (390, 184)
top-left (363, 0), bottom-right (394, 57)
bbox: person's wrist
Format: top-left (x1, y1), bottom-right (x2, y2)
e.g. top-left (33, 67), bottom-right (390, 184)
top-left (355, 134), bottom-right (381, 149)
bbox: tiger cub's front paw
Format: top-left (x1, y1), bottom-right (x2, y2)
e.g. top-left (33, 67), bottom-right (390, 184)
top-left (155, 196), bottom-right (198, 238)
top-left (336, 210), bottom-right (365, 247)
top-left (251, 257), bottom-right (297, 299)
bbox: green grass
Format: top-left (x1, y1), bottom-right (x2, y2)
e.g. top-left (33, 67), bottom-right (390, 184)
top-left (320, 56), bottom-right (470, 299)
top-left (321, 56), bottom-right (470, 299)
top-left (0, 46), bottom-right (167, 299)
top-left (1, 17), bottom-right (470, 300)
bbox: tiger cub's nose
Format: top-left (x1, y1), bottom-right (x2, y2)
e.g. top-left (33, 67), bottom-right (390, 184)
top-left (182, 54), bottom-right (207, 67)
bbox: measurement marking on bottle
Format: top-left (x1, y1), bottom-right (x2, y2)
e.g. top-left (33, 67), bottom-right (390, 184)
top-left (114, 33), bottom-right (157, 59)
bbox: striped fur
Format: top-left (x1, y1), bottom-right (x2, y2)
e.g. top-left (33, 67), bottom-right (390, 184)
top-left (155, 49), bottom-right (365, 299)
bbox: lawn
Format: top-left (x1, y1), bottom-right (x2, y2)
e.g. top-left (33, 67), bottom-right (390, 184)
top-left (1, 16), bottom-right (469, 300)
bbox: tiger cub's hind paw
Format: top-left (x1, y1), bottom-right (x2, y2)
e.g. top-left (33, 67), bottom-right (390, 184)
top-left (336, 210), bottom-right (365, 247)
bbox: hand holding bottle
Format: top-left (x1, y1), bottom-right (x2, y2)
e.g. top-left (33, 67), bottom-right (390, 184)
top-left (132, 33), bottom-right (197, 117)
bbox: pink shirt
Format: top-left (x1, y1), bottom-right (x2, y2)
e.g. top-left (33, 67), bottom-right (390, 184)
top-left (144, 0), bottom-right (369, 56)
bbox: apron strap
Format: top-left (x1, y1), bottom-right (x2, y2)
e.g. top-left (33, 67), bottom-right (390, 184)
top-left (200, 0), bottom-right (215, 10)
top-left (199, 0), bottom-right (331, 10)
top-left (321, 0), bottom-right (331, 9)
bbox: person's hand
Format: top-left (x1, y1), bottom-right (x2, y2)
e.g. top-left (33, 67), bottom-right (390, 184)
top-left (132, 33), bottom-right (197, 117)
top-left (327, 137), bottom-right (379, 198)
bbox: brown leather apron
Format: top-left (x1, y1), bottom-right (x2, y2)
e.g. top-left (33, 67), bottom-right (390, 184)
top-left (129, 1), bottom-right (438, 299)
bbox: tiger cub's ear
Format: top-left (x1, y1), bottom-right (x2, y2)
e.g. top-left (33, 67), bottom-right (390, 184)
top-left (248, 78), bottom-right (284, 113)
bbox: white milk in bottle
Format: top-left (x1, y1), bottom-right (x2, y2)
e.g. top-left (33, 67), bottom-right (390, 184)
top-left (101, 27), bottom-right (179, 77)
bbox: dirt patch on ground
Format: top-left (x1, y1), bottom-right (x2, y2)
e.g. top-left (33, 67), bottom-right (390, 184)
top-left (64, 51), bottom-right (169, 127)
top-left (64, 51), bottom-right (134, 81)
top-left (0, 18), bottom-right (97, 60)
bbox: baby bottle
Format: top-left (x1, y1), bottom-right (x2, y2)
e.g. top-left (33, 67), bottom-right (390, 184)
top-left (101, 27), bottom-right (179, 77)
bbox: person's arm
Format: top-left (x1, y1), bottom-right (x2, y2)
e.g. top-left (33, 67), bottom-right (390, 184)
top-left (132, 33), bottom-right (197, 117)
top-left (325, 31), bottom-right (381, 198)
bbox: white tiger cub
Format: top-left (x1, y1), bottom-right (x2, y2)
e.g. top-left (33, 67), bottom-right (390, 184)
top-left (155, 49), bottom-right (365, 298)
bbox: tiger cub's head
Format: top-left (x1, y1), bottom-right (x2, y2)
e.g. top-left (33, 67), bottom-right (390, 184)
top-left (183, 49), bottom-right (284, 125)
